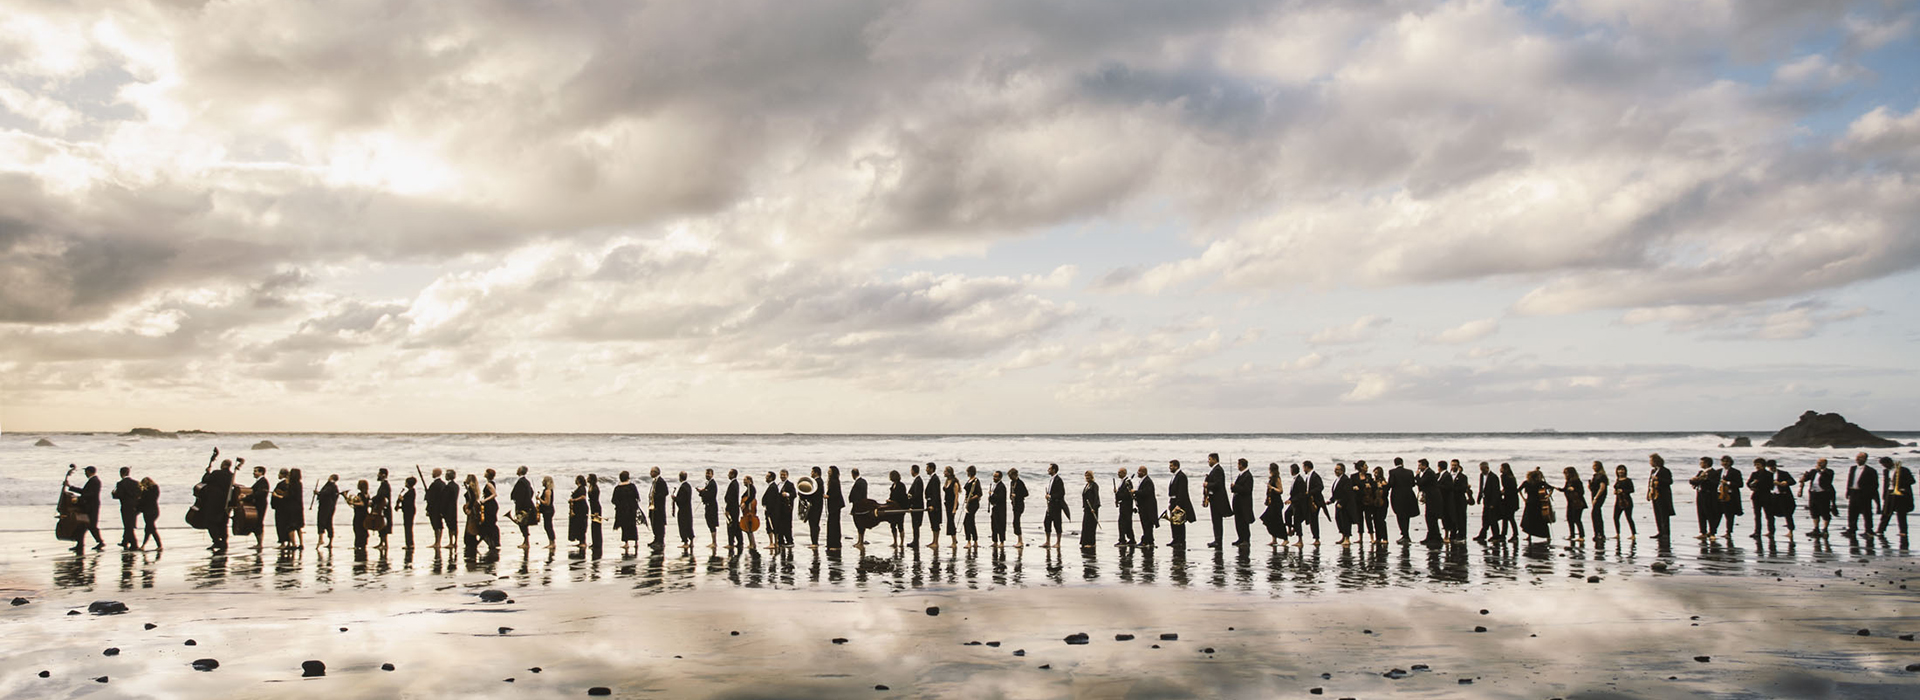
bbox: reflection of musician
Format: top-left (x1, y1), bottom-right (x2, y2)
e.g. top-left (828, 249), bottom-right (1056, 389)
top-left (1133, 466), bottom-right (1157, 548)
top-left (850, 469), bottom-right (871, 547)
top-left (112, 467), bottom-right (140, 549)
top-left (963, 466), bottom-right (982, 549)
top-left (988, 471), bottom-right (1008, 547)
top-left (65, 465), bottom-right (105, 553)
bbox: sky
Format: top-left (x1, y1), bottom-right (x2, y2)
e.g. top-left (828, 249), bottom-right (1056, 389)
top-left (2, 0), bottom-right (1918, 434)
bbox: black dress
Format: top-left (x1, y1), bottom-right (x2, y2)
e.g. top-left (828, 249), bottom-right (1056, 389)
top-left (1520, 480), bottom-right (1553, 539)
top-left (1079, 481), bottom-right (1100, 547)
top-left (612, 482), bottom-right (639, 542)
top-left (316, 482), bottom-right (339, 537)
top-left (1261, 477), bottom-right (1288, 538)
top-left (568, 485), bottom-right (588, 543)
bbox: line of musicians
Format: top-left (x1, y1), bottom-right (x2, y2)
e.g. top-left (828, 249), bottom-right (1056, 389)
top-left (58, 450), bottom-right (1915, 557)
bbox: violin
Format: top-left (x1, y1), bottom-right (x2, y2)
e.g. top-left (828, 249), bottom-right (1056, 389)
top-left (56, 465), bottom-right (89, 542)
top-left (739, 492), bottom-right (761, 533)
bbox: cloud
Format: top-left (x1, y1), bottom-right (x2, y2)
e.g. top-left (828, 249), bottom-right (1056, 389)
top-left (1617, 300), bottom-right (1871, 340)
top-left (1307, 315), bottom-right (1390, 345)
top-left (1425, 318), bottom-right (1499, 344)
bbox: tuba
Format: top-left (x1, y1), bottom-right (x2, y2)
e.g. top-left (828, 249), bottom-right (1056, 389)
top-left (795, 477), bottom-right (817, 521)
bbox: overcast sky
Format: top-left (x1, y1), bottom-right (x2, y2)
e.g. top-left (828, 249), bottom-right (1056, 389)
top-left (3, 0), bottom-right (1918, 434)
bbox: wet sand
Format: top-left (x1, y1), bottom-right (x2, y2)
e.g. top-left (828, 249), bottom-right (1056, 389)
top-left (3, 506), bottom-right (1918, 699)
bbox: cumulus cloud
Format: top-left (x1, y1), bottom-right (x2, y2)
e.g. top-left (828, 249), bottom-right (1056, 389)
top-left (1425, 318), bottom-right (1499, 344)
top-left (1307, 315), bottom-right (1390, 345)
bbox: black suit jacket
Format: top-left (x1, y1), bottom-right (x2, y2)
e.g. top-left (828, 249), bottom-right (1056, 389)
top-left (113, 477), bottom-right (140, 512)
top-left (1133, 475), bottom-right (1157, 519)
top-left (1231, 469), bottom-right (1254, 521)
top-left (1388, 467), bottom-right (1419, 515)
top-left (1116, 478), bottom-right (1135, 516)
top-left (1204, 465), bottom-right (1229, 511)
top-left (1168, 471), bottom-right (1193, 513)
top-left (1845, 464), bottom-right (1880, 504)
top-left (1047, 475), bottom-right (1068, 516)
top-left (908, 476), bottom-right (925, 509)
top-left (725, 480), bottom-right (742, 516)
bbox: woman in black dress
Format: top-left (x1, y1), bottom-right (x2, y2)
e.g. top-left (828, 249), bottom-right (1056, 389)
top-left (612, 471), bottom-right (640, 554)
top-left (567, 475), bottom-right (588, 548)
top-left (539, 476), bottom-right (557, 549)
top-left (480, 469), bottom-right (501, 552)
top-left (1368, 466), bottom-right (1391, 544)
top-left (1587, 462), bottom-right (1609, 542)
top-left (587, 473), bottom-right (604, 551)
top-left (1520, 469), bottom-right (1554, 542)
top-left (1261, 463), bottom-right (1288, 546)
top-left (1612, 465), bottom-right (1637, 539)
top-left (348, 479), bottom-right (371, 550)
top-left (1561, 466), bottom-right (1587, 542)
top-left (1079, 470), bottom-right (1100, 548)
top-left (138, 477), bottom-right (163, 551)
top-left (460, 474), bottom-right (481, 554)
top-left (315, 475), bottom-right (340, 549)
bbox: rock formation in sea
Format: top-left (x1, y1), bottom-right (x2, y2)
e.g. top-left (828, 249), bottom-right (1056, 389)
top-left (34, 438), bottom-right (56, 447)
top-left (252, 440), bottom-right (279, 450)
top-left (1763, 411), bottom-right (1902, 449)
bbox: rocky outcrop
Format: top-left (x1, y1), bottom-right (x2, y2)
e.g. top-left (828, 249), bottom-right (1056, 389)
top-left (252, 440), bottom-right (279, 450)
top-left (1763, 411), bottom-right (1902, 449)
top-left (34, 438), bottom-right (56, 447)
top-left (124, 428), bottom-right (177, 439)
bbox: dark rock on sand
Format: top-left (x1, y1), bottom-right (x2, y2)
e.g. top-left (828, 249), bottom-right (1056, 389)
top-left (1474, 626), bottom-right (1488, 633)
top-left (191, 658), bottom-right (219, 671)
top-left (95, 676), bottom-right (108, 683)
top-left (88, 600), bottom-right (129, 615)
top-left (1064, 633), bottom-right (1090, 645)
top-left (1200, 647), bottom-right (1215, 654)
top-left (1159, 632), bottom-right (1178, 640)
top-left (1458, 678), bottom-right (1474, 685)
top-left (1906, 663), bottom-right (1919, 672)
top-left (37, 671), bottom-right (49, 678)
top-left (252, 440), bottom-right (279, 450)
top-left (1411, 664), bottom-right (1430, 671)
top-left (1899, 634), bottom-right (1915, 641)
top-left (1479, 609), bottom-right (1489, 615)
top-left (1857, 629), bottom-right (1871, 636)
top-left (144, 623), bottom-right (157, 630)
top-left (11, 597), bottom-right (28, 606)
top-left (381, 663), bottom-right (396, 671)
top-left (1695, 656), bottom-right (1711, 663)
top-left (832, 638), bottom-right (849, 645)
top-left (530, 667), bottom-right (542, 673)
top-left (1012, 650), bottom-right (1025, 657)
top-left (1386, 672), bottom-right (1414, 684)
top-left (339, 627), bottom-right (348, 632)
top-left (478, 589), bottom-right (509, 602)
top-left (730, 631), bottom-right (740, 636)
top-left (103, 648), bottom-right (120, 656)
top-left (1764, 411), bottom-right (1901, 449)
top-left (588, 688), bottom-right (611, 696)
top-left (985, 641), bottom-right (1000, 647)
top-left (874, 685), bottom-right (890, 691)
top-left (66, 610), bottom-right (79, 616)
top-left (302, 660), bottom-right (326, 677)
top-left (1038, 664), bottom-right (1051, 670)
top-left (925, 606), bottom-right (940, 616)
top-left (1309, 688), bottom-right (1323, 695)
top-left (185, 639), bottom-right (197, 646)
top-left (1651, 562), bottom-right (1669, 572)
top-left (1115, 633), bottom-right (1135, 641)
top-left (34, 438), bottom-right (56, 447)
top-left (498, 627), bottom-right (513, 635)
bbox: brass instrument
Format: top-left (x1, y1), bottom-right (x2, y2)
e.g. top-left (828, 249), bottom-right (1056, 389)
top-left (1161, 505), bottom-right (1188, 525)
top-left (1894, 464), bottom-right (1909, 497)
top-left (796, 477), bottom-right (816, 521)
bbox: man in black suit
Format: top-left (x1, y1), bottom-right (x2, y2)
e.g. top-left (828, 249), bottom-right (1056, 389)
top-left (649, 467), bottom-right (670, 549)
top-left (425, 467), bottom-right (445, 549)
top-left (1230, 458), bottom-right (1254, 547)
top-left (1043, 464), bottom-right (1070, 549)
top-left (1448, 461), bottom-right (1473, 541)
top-left (1133, 465), bottom-right (1157, 548)
top-left (1717, 455), bottom-right (1743, 539)
top-left (1843, 452), bottom-right (1879, 537)
top-left (1689, 457), bottom-right (1720, 540)
top-left (1386, 458), bottom-right (1419, 543)
top-left (826, 466), bottom-right (845, 549)
top-left (1166, 460), bottom-right (1193, 550)
top-left (1878, 456), bottom-right (1913, 538)
top-left (1803, 458), bottom-right (1836, 536)
top-left (111, 467), bottom-right (140, 549)
top-left (1649, 454), bottom-right (1675, 541)
top-left (65, 465), bottom-right (105, 552)
top-left (725, 469), bottom-right (743, 550)
top-left (779, 470), bottom-right (798, 548)
top-left (198, 458), bottom-right (235, 552)
top-left (440, 469), bottom-right (459, 555)
top-left (1114, 468), bottom-right (1136, 548)
top-left (1203, 453), bottom-right (1229, 549)
top-left (1292, 461), bottom-right (1324, 546)
top-left (963, 466), bottom-right (982, 548)
top-left (907, 464), bottom-right (925, 547)
top-left (1474, 462), bottom-right (1501, 542)
top-left (1416, 460), bottom-right (1442, 543)
top-left (1008, 468), bottom-right (1028, 548)
top-left (1329, 463), bottom-right (1355, 546)
top-left (1746, 458), bottom-right (1775, 538)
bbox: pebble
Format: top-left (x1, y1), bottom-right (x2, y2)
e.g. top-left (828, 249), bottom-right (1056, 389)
top-left (1651, 562), bottom-right (1669, 572)
top-left (504, 678), bottom-right (515, 683)
top-left (103, 648), bottom-right (120, 657)
top-left (874, 685), bottom-right (889, 691)
top-left (1309, 688), bottom-right (1323, 695)
top-left (1480, 609), bottom-right (1490, 615)
top-left (88, 601), bottom-right (129, 615)
top-left (185, 639), bottom-right (197, 646)
top-left (191, 658), bottom-right (220, 672)
top-left (1159, 633), bottom-right (1179, 640)
top-left (1458, 678), bottom-right (1473, 685)
top-left (94, 676), bottom-right (108, 683)
top-left (925, 607), bottom-right (940, 616)
top-left (381, 663), bottom-right (396, 671)
top-left (144, 623), bottom-right (157, 630)
top-left (479, 590), bottom-right (509, 603)
top-left (9, 597), bottom-right (27, 606)
top-left (832, 638), bottom-right (849, 645)
top-left (340, 627), bottom-right (349, 632)
top-left (963, 641), bottom-right (982, 646)
top-left (1906, 664), bottom-right (1920, 672)
top-left (1064, 633), bottom-right (1090, 645)
top-left (66, 610), bottom-right (80, 616)
top-left (1116, 634), bottom-right (1135, 641)
top-left (730, 631), bottom-right (740, 636)
top-left (302, 660), bottom-right (326, 677)
top-left (1474, 626), bottom-right (1487, 633)
top-left (1200, 647), bottom-right (1215, 654)
top-left (1411, 664), bottom-right (1429, 671)
top-left (1587, 575), bottom-right (1601, 583)
top-left (1012, 650), bottom-right (1025, 657)
top-left (1362, 629), bottom-right (1373, 634)
top-left (1151, 644), bottom-right (1160, 649)
top-left (1694, 656), bottom-right (1711, 663)
top-left (37, 671), bottom-right (49, 678)
top-left (499, 627), bottom-right (514, 635)
top-left (531, 667), bottom-right (543, 673)
top-left (588, 688), bottom-right (611, 696)
top-left (1383, 669), bottom-right (1408, 679)
top-left (1038, 664), bottom-right (1051, 670)
top-left (1858, 629), bottom-right (1872, 637)
top-left (1900, 634), bottom-right (1915, 641)
top-left (986, 641), bottom-right (1000, 647)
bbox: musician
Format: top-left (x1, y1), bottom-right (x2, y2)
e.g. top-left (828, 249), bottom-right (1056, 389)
top-left (1044, 464), bottom-right (1070, 549)
top-left (1387, 458), bottom-right (1418, 544)
top-left (1473, 462), bottom-right (1501, 543)
top-left (849, 468), bottom-right (871, 547)
top-left (651, 467), bottom-right (671, 550)
top-left (1114, 468), bottom-right (1136, 548)
top-left (779, 469), bottom-right (799, 549)
top-left (1519, 469), bottom-right (1552, 542)
top-left (1718, 455), bottom-right (1743, 539)
top-left (1745, 458), bottom-right (1775, 539)
top-left (1842, 453), bottom-right (1879, 538)
top-left (803, 466), bottom-right (825, 549)
top-left (1800, 458), bottom-right (1836, 537)
top-left (348, 479), bottom-right (372, 550)
top-left (1166, 460), bottom-right (1193, 550)
top-left (512, 466), bottom-right (536, 550)
top-left (613, 471), bottom-right (640, 555)
top-left (1587, 462), bottom-right (1609, 542)
top-left (924, 464), bottom-right (943, 549)
top-left (1557, 466), bottom-right (1585, 541)
top-left (944, 465), bottom-right (961, 541)
top-left (887, 470), bottom-right (908, 549)
top-left (1293, 461), bottom-right (1323, 546)
top-left (426, 467), bottom-right (446, 550)
top-left (1231, 459), bottom-right (1255, 547)
top-left (399, 475), bottom-right (418, 550)
top-left (246, 465), bottom-right (271, 550)
top-left (907, 464), bottom-right (926, 548)
top-left (1877, 456), bottom-right (1912, 538)
top-left (1330, 463), bottom-right (1355, 546)
top-left (1648, 454), bottom-right (1674, 542)
top-left (1768, 460), bottom-right (1799, 538)
top-left (1370, 465), bottom-right (1392, 544)
top-left (675, 472), bottom-right (695, 550)
top-left (481, 469), bottom-right (503, 552)
top-left (199, 459), bottom-right (235, 553)
top-left (989, 470), bottom-right (1009, 547)
top-left (1416, 460), bottom-right (1441, 544)
top-left (314, 473), bottom-right (339, 550)
top-left (1133, 465), bottom-right (1158, 548)
top-left (1009, 468), bottom-right (1028, 548)
top-left (1448, 461), bottom-right (1474, 542)
top-left (108, 467), bottom-right (139, 549)
top-left (374, 468), bottom-right (393, 550)
top-left (568, 475), bottom-right (588, 549)
top-left (1261, 464), bottom-right (1288, 546)
top-left (440, 469), bottom-right (460, 555)
top-left (826, 466), bottom-right (845, 550)
top-left (963, 466), bottom-right (983, 549)
top-left (701, 469), bottom-right (721, 547)
top-left (1203, 453), bottom-right (1229, 549)
top-left (460, 474), bottom-right (482, 554)
top-left (62, 465), bottom-right (105, 553)
top-left (539, 476), bottom-right (557, 549)
top-left (587, 473), bottom-right (604, 552)
top-left (1079, 471), bottom-right (1100, 548)
top-left (739, 474), bottom-right (758, 552)
top-left (138, 476), bottom-right (163, 551)
top-left (1689, 457), bottom-right (1721, 540)
top-left (725, 469), bottom-right (743, 550)
top-left (1499, 463), bottom-right (1520, 541)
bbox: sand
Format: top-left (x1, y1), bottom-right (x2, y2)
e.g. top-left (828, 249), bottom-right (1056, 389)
top-left (3, 506), bottom-right (1918, 699)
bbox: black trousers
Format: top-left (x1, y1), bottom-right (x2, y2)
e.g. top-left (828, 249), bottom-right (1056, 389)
top-left (120, 508), bottom-right (139, 546)
top-left (1011, 506), bottom-right (1023, 540)
top-left (1233, 514), bottom-right (1250, 543)
top-left (1295, 507), bottom-right (1319, 540)
top-left (1137, 511), bottom-right (1155, 545)
top-left (991, 507), bottom-right (1007, 543)
top-left (1211, 508), bottom-right (1226, 544)
top-left (910, 510), bottom-right (922, 543)
top-left (808, 512), bottom-right (822, 545)
top-left (1044, 506), bottom-right (1065, 538)
top-left (1847, 497), bottom-right (1876, 533)
top-left (1395, 511), bottom-right (1414, 540)
top-left (726, 509), bottom-right (742, 548)
top-left (1422, 500), bottom-right (1443, 541)
top-left (651, 509), bottom-right (667, 546)
top-left (1118, 508), bottom-right (1136, 545)
top-left (965, 508), bottom-right (979, 541)
top-left (827, 507), bottom-right (842, 546)
top-left (1590, 501), bottom-right (1606, 539)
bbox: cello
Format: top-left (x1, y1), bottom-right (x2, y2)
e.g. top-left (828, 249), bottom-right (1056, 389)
top-left (56, 465), bottom-right (90, 542)
top-left (739, 491), bottom-right (761, 533)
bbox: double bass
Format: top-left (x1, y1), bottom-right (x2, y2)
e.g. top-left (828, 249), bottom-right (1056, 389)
top-left (739, 491), bottom-right (761, 533)
top-left (230, 484), bottom-right (258, 536)
top-left (56, 465), bottom-right (90, 542)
